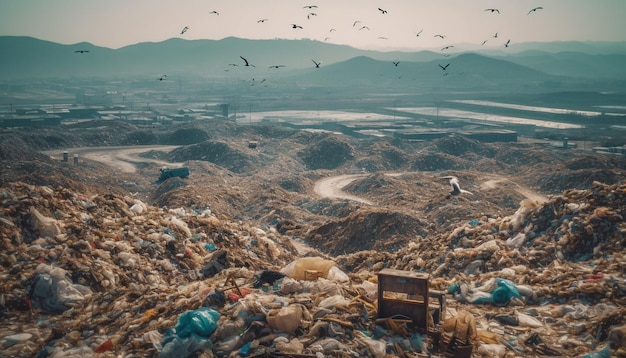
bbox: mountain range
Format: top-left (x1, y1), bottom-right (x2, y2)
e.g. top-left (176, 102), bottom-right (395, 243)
top-left (1, 36), bottom-right (625, 85)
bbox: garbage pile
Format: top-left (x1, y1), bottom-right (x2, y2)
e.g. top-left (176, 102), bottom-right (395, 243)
top-left (1, 180), bottom-right (626, 357)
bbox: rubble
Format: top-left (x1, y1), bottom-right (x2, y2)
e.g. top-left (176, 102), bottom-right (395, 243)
top-left (1, 119), bottom-right (626, 357)
top-left (1, 178), bottom-right (625, 357)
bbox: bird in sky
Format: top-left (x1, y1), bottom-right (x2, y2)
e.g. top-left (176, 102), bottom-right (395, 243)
top-left (209, 10), bottom-right (219, 15)
top-left (329, 28), bottom-right (336, 32)
top-left (481, 40), bottom-right (488, 45)
top-left (268, 65), bottom-right (285, 69)
top-left (441, 176), bottom-right (473, 197)
top-left (378, 8), bottom-right (388, 14)
top-left (416, 29), bottom-right (423, 37)
top-left (434, 34), bottom-right (446, 39)
top-left (441, 45), bottom-right (454, 51)
top-left (527, 6), bottom-right (543, 15)
top-left (392, 61), bottom-right (399, 66)
top-left (257, 18), bottom-right (268, 23)
top-left (353, 20), bottom-right (361, 27)
top-left (312, 60), bottom-right (321, 68)
top-left (291, 24), bottom-right (303, 29)
top-left (307, 13), bottom-right (317, 19)
top-left (493, 32), bottom-right (499, 38)
top-left (439, 63), bottom-right (450, 70)
top-left (359, 26), bottom-right (370, 31)
top-left (378, 37), bottom-right (388, 40)
top-left (74, 50), bottom-right (89, 53)
top-left (505, 39), bottom-right (511, 47)
top-left (180, 26), bottom-right (189, 34)
top-left (484, 8), bottom-right (500, 13)
top-left (228, 63), bottom-right (238, 66)
top-left (157, 75), bottom-right (167, 81)
top-left (240, 56), bottom-right (255, 67)
top-left (303, 5), bottom-right (317, 9)
top-left (324, 37), bottom-right (331, 41)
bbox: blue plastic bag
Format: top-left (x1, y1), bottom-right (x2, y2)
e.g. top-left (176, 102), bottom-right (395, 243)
top-left (175, 307), bottom-right (220, 339)
top-left (492, 278), bottom-right (521, 305)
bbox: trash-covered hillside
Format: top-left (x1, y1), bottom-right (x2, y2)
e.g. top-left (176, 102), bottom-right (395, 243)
top-left (1, 179), bottom-right (625, 357)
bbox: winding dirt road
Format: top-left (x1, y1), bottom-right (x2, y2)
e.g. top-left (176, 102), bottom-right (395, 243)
top-left (313, 174), bottom-right (374, 205)
top-left (313, 173), bottom-right (548, 205)
top-left (43, 146), bottom-right (183, 173)
top-left (45, 146), bottom-right (547, 205)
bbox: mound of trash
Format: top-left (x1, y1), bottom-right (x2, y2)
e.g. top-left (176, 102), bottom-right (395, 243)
top-left (168, 140), bottom-right (255, 174)
top-left (341, 181), bottom-right (626, 304)
top-left (1, 180), bottom-right (626, 357)
top-left (410, 152), bottom-right (466, 171)
top-left (298, 136), bottom-right (355, 170)
top-left (305, 210), bottom-right (429, 255)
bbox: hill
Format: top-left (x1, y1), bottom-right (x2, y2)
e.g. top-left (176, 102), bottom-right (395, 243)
top-left (2, 36), bottom-right (626, 82)
top-left (1, 119), bottom-right (625, 357)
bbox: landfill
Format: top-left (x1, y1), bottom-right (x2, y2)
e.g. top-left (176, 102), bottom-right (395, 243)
top-left (1, 177), bottom-right (625, 357)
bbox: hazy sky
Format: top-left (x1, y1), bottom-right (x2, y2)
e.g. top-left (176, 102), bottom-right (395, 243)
top-left (1, 0), bottom-right (625, 51)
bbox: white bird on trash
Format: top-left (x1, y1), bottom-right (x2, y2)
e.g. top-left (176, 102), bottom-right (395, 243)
top-left (441, 176), bottom-right (473, 197)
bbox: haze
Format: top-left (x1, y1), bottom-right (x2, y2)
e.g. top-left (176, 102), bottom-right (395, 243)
top-left (1, 0), bottom-right (626, 51)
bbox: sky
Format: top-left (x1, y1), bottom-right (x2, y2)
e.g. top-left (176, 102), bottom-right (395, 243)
top-left (1, 0), bottom-right (625, 52)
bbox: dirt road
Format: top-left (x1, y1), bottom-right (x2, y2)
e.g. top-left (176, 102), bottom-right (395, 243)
top-left (480, 175), bottom-right (548, 203)
top-left (314, 172), bottom-right (548, 205)
top-left (43, 146), bottom-right (183, 173)
top-left (313, 174), bottom-right (374, 205)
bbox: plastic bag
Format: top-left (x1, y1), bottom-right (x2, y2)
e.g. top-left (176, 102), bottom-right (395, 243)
top-left (266, 304), bottom-right (303, 333)
top-left (491, 278), bottom-right (521, 305)
top-left (282, 257), bottom-right (336, 280)
top-left (175, 307), bottom-right (220, 339)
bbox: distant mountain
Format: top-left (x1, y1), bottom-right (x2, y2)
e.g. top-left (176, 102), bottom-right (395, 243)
top-left (290, 53), bottom-right (565, 92)
top-left (0, 36), bottom-right (440, 80)
top-left (495, 51), bottom-right (626, 79)
top-left (0, 36), bottom-right (625, 83)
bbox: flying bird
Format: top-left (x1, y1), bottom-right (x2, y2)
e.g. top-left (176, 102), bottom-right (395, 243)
top-left (441, 45), bottom-right (454, 51)
top-left (434, 34), bottom-right (446, 39)
top-left (240, 56), bottom-right (255, 67)
top-left (157, 75), bottom-right (167, 81)
top-left (504, 39), bottom-right (511, 47)
top-left (359, 26), bottom-right (370, 31)
top-left (441, 176), bottom-right (473, 197)
top-left (493, 32), bottom-right (499, 38)
top-left (481, 40), bottom-right (488, 45)
top-left (392, 61), bottom-right (399, 66)
top-left (527, 6), bottom-right (543, 15)
top-left (303, 5), bottom-right (317, 9)
top-left (438, 63), bottom-right (450, 71)
top-left (484, 8), bottom-right (500, 13)
top-left (329, 28), bottom-right (336, 32)
top-left (209, 10), bottom-right (219, 15)
top-left (74, 50), bottom-right (89, 53)
top-left (378, 36), bottom-right (388, 40)
top-left (291, 24), bottom-right (303, 29)
top-left (268, 65), bottom-right (286, 69)
top-left (180, 26), bottom-right (189, 34)
top-left (312, 60), bottom-right (321, 68)
top-left (378, 8), bottom-right (387, 14)
top-left (257, 18), bottom-right (268, 23)
top-left (416, 29), bottom-right (423, 37)
top-left (353, 20), bottom-right (361, 27)
top-left (307, 13), bottom-right (317, 19)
